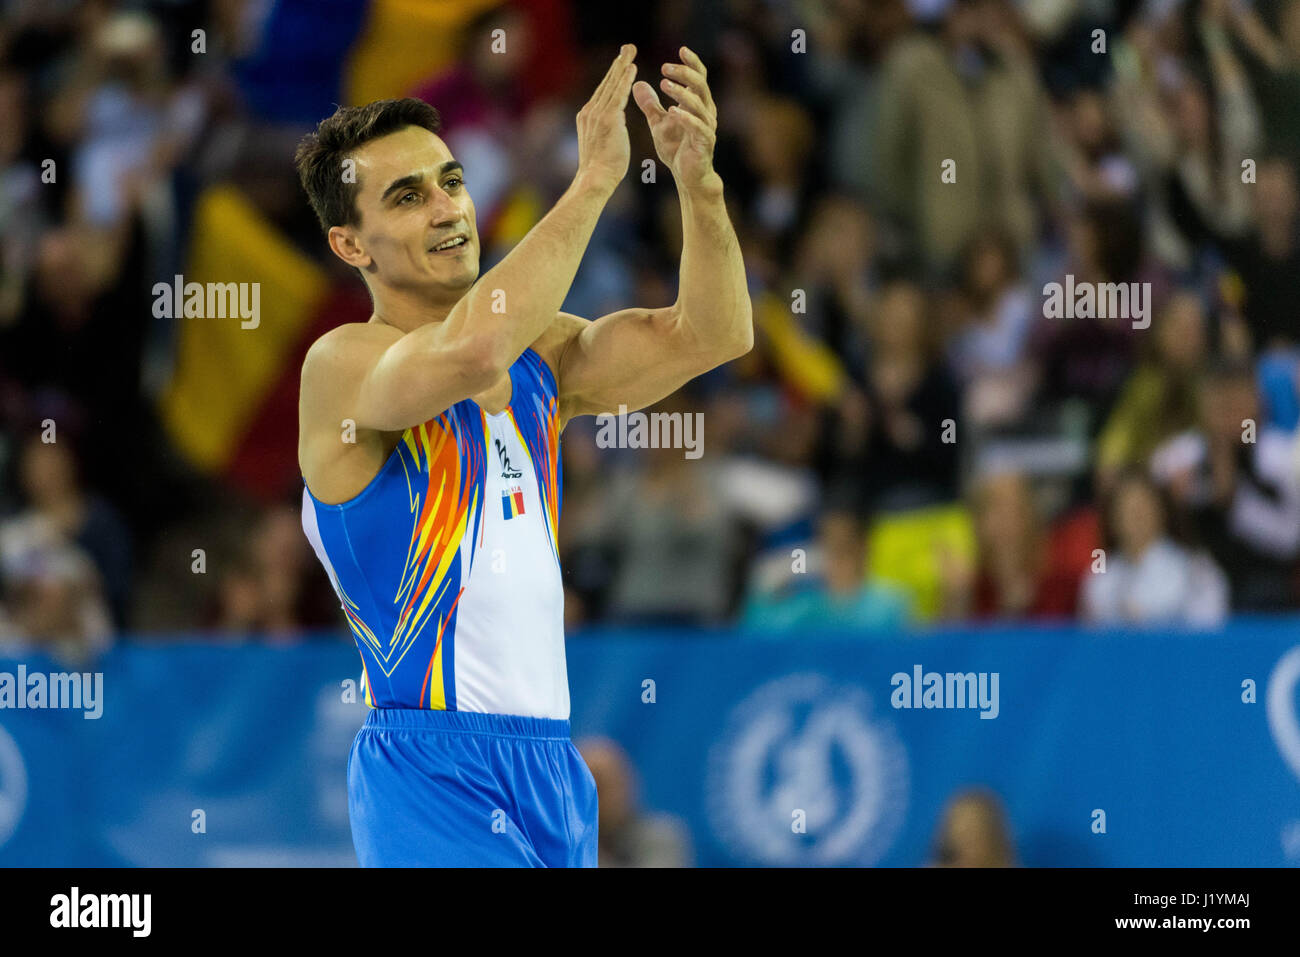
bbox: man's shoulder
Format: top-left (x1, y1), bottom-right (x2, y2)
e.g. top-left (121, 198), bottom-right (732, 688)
top-left (300, 321), bottom-right (403, 399)
top-left (299, 322), bottom-right (402, 431)
top-left (303, 320), bottom-right (399, 368)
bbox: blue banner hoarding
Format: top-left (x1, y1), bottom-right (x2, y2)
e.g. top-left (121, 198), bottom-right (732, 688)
top-left (1, 620), bottom-right (1298, 866)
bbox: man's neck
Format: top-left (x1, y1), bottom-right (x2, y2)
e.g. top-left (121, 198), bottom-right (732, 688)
top-left (368, 284), bottom-right (462, 333)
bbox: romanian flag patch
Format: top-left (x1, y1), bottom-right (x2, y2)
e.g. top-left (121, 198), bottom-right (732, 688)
top-left (501, 485), bottom-right (526, 520)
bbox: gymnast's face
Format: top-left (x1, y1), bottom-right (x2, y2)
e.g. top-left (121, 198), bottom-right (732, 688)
top-left (335, 125), bottom-right (480, 298)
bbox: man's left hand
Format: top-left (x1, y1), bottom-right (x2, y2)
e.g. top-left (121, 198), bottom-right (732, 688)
top-left (632, 46), bottom-right (720, 195)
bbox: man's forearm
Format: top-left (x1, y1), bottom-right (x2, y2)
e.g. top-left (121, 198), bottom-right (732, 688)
top-left (463, 173), bottom-right (613, 370)
top-left (674, 178), bottom-right (753, 355)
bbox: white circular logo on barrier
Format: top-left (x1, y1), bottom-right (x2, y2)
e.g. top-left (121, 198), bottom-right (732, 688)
top-left (0, 725), bottom-right (28, 850)
top-left (1267, 645), bottom-right (1300, 786)
top-left (706, 673), bottom-right (909, 865)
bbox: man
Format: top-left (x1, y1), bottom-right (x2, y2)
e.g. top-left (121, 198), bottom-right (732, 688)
top-left (293, 43), bottom-right (751, 866)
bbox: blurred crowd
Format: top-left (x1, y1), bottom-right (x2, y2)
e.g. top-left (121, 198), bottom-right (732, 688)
top-left (4, 0), bottom-right (1300, 663)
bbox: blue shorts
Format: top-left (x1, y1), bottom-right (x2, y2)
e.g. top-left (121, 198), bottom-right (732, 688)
top-left (347, 707), bottom-right (599, 867)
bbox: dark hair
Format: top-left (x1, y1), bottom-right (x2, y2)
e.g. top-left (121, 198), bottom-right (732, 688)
top-left (293, 98), bottom-right (443, 236)
top-left (1099, 467), bottom-right (1181, 554)
top-left (1082, 197), bottom-right (1144, 284)
top-left (958, 225), bottom-right (1021, 302)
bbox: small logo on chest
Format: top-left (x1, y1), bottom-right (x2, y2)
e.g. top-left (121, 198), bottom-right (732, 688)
top-left (501, 484), bottom-right (526, 520)
top-left (494, 437), bottom-right (523, 479)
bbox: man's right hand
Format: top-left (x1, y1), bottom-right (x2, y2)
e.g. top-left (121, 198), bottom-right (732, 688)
top-left (575, 43), bottom-right (636, 194)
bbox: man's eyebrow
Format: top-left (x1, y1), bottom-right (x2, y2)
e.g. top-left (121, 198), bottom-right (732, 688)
top-left (379, 162), bottom-right (463, 202)
top-left (380, 173), bottom-right (423, 202)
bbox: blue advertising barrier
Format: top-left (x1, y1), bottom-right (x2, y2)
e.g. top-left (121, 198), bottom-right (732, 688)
top-left (1, 620), bottom-right (1299, 866)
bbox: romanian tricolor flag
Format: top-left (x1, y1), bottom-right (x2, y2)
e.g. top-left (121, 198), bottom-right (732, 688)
top-left (501, 485), bottom-right (525, 520)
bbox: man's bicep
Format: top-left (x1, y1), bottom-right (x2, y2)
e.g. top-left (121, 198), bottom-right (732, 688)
top-left (552, 306), bottom-right (712, 421)
top-left (303, 325), bottom-right (488, 434)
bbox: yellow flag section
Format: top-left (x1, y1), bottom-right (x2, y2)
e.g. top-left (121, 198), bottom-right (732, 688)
top-left (487, 182), bottom-right (544, 247)
top-left (343, 0), bottom-right (502, 107)
top-left (753, 291), bottom-right (847, 404)
top-left (160, 186), bottom-right (328, 473)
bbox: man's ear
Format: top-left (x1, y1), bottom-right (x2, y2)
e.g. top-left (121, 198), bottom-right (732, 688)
top-left (327, 225), bottom-right (371, 271)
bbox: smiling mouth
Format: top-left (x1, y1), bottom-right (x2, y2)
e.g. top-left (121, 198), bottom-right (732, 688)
top-left (430, 236), bottom-right (469, 253)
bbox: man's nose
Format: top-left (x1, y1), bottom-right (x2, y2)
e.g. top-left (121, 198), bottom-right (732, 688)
top-left (428, 189), bottom-right (463, 224)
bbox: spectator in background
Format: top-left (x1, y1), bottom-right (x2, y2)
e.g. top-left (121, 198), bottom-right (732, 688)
top-left (1057, 84), bottom-right (1140, 204)
top-left (1219, 156), bottom-right (1300, 429)
top-left (557, 421), bottom-right (619, 631)
top-left (1151, 359), bottom-right (1300, 611)
top-left (943, 229), bottom-right (1038, 429)
top-left (1114, 2), bottom-right (1261, 270)
top-left (966, 470), bottom-right (1099, 621)
top-left (1161, 49), bottom-right (1260, 255)
top-left (577, 736), bottom-right (692, 867)
top-left (805, 0), bottom-right (911, 203)
top-left (1080, 469), bottom-right (1228, 626)
top-left (1231, 0), bottom-right (1300, 165)
top-left (929, 787), bottom-right (1017, 867)
top-left (213, 501), bottom-right (338, 639)
top-left (0, 64), bottom-right (49, 328)
top-left (789, 192), bottom-right (875, 364)
top-left (1030, 199), bottom-right (1144, 421)
top-left (740, 509), bottom-right (912, 634)
top-left (54, 10), bottom-right (206, 230)
top-left (874, 0), bottom-right (1057, 277)
top-left (830, 280), bottom-right (961, 513)
top-left (738, 94), bottom-right (817, 273)
top-left (1094, 290), bottom-right (1208, 492)
top-left (215, 556), bottom-right (263, 639)
top-left (599, 393), bottom-right (746, 626)
top-left (0, 517), bottom-right (112, 664)
top-left (823, 279), bottom-right (973, 623)
top-left (1223, 155), bottom-right (1300, 353)
top-left (253, 503), bottom-right (321, 638)
top-left (6, 433), bottom-right (131, 627)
